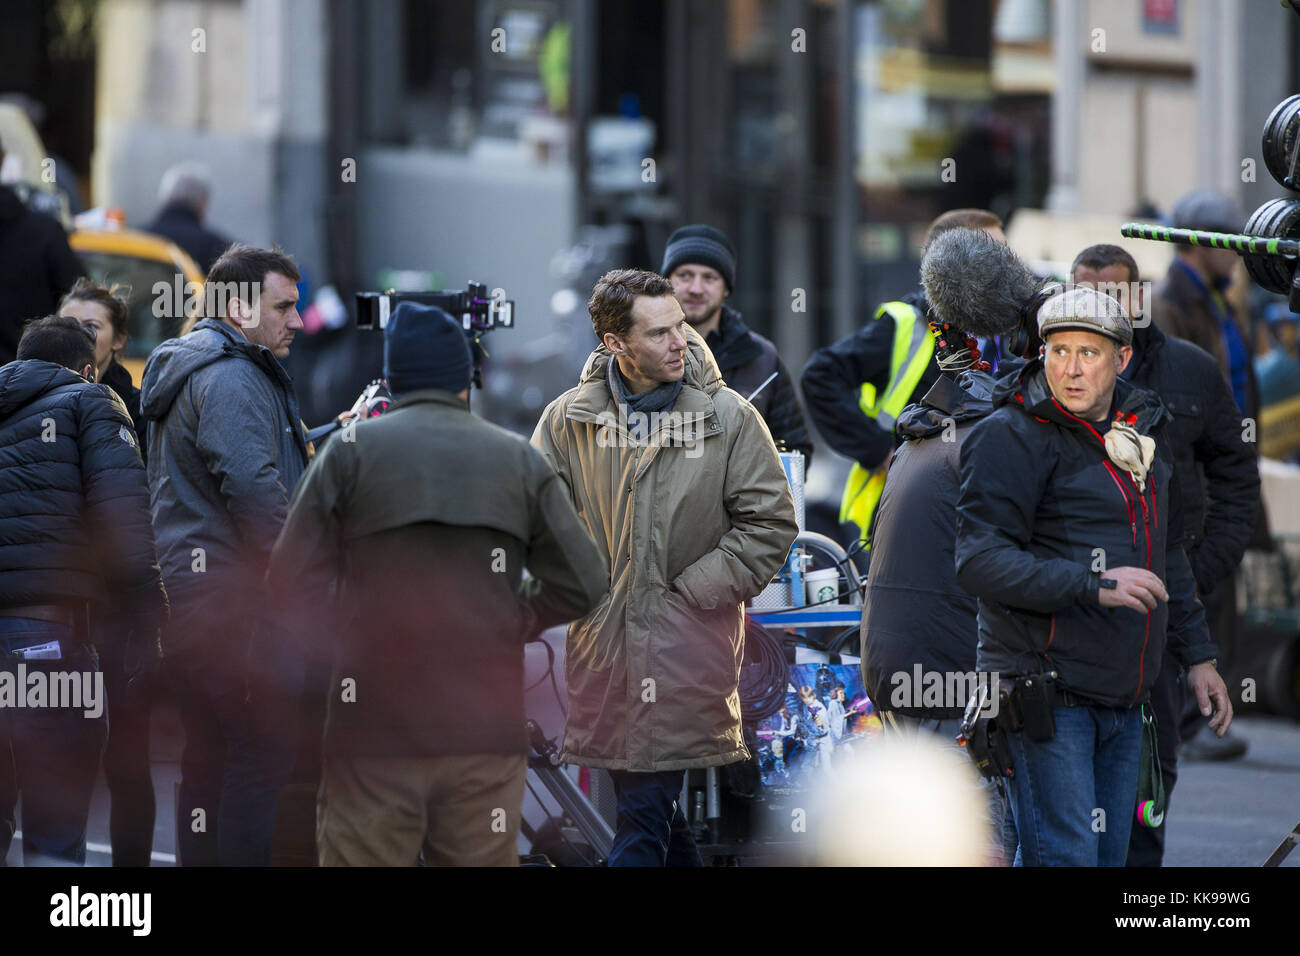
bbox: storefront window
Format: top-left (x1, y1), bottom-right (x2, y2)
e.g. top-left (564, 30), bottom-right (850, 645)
top-left (854, 0), bottom-right (1051, 308)
top-left (366, 0), bottom-right (571, 162)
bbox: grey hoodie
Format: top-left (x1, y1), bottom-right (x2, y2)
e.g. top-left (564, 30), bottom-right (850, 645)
top-left (139, 319), bottom-right (308, 634)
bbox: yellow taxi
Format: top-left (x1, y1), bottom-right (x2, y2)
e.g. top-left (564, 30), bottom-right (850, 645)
top-left (69, 225), bottom-right (204, 384)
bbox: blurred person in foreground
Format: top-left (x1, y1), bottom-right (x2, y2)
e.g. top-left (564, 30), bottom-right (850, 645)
top-left (0, 316), bottom-right (166, 865)
top-left (532, 268), bottom-right (797, 866)
top-left (810, 736), bottom-right (989, 866)
top-left (269, 303), bottom-right (606, 866)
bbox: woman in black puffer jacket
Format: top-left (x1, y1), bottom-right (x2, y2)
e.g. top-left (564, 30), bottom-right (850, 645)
top-left (57, 279), bottom-right (156, 868)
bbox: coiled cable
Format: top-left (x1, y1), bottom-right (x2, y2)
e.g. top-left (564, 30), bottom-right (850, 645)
top-left (739, 615), bottom-right (791, 723)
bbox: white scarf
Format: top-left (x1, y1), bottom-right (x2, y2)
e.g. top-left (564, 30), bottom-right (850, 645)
top-left (1104, 418), bottom-right (1155, 492)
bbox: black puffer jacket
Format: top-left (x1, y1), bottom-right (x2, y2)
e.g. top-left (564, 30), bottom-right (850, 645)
top-left (704, 307), bottom-right (813, 463)
top-left (100, 360), bottom-right (146, 467)
top-left (800, 290), bottom-right (943, 470)
top-left (955, 361), bottom-right (1216, 709)
top-left (1123, 323), bottom-right (1259, 595)
top-left (860, 367), bottom-right (1011, 718)
top-left (0, 360), bottom-right (167, 629)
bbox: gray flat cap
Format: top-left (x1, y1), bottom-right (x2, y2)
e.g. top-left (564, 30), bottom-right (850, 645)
top-left (1037, 287), bottom-right (1132, 347)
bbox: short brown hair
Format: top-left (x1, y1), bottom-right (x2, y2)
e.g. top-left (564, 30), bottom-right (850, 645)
top-left (588, 268), bottom-right (675, 341)
top-left (1070, 244), bottom-right (1140, 284)
top-left (205, 243), bottom-right (300, 319)
top-left (60, 277), bottom-right (130, 343)
top-left (923, 208), bottom-right (1003, 252)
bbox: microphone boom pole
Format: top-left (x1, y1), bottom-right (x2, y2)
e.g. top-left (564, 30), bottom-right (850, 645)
top-left (1121, 216), bottom-right (1300, 313)
top-left (1120, 222), bottom-right (1300, 258)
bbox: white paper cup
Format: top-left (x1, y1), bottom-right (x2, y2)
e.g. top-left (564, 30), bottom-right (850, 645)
top-left (804, 568), bottom-right (841, 606)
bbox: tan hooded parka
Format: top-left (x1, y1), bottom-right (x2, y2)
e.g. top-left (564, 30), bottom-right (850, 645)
top-left (532, 324), bottom-right (798, 771)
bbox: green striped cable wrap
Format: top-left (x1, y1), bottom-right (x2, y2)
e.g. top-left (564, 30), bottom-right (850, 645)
top-left (1120, 222), bottom-right (1300, 257)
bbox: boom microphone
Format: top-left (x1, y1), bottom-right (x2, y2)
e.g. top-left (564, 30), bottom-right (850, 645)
top-left (920, 227), bottom-right (1045, 339)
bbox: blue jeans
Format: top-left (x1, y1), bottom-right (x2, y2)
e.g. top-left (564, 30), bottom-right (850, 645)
top-left (1005, 704), bottom-right (1143, 866)
top-left (607, 770), bottom-right (702, 867)
top-left (0, 619), bottom-right (107, 866)
top-left (166, 605), bottom-right (302, 867)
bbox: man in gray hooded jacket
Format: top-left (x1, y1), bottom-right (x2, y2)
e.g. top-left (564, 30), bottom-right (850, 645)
top-left (139, 243), bottom-right (308, 866)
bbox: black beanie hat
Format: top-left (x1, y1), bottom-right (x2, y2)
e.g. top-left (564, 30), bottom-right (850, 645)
top-left (383, 302), bottom-right (472, 396)
top-left (661, 224), bottom-right (737, 291)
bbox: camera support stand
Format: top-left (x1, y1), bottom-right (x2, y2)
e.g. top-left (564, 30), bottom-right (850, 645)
top-left (523, 720), bottom-right (614, 863)
top-left (1263, 819), bottom-right (1300, 866)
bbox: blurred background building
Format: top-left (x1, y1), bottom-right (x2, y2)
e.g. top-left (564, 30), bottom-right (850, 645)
top-left (3, 0), bottom-right (1299, 441)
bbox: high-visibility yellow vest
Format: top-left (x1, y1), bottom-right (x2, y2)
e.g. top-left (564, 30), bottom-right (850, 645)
top-left (839, 301), bottom-right (935, 545)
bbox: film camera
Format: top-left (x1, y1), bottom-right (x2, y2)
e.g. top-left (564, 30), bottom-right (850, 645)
top-left (306, 282), bottom-right (516, 446)
top-left (356, 281), bottom-right (514, 334)
top-left (355, 281), bottom-right (515, 389)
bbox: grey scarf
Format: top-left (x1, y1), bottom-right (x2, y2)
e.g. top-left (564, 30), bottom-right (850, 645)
top-left (607, 355), bottom-right (684, 441)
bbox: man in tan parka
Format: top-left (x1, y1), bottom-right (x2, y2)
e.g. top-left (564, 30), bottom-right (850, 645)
top-left (532, 268), bottom-right (798, 866)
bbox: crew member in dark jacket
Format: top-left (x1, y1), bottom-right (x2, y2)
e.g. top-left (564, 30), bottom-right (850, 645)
top-left (801, 209), bottom-right (1003, 550)
top-left (0, 315), bottom-right (166, 866)
top-left (861, 367), bottom-right (1021, 864)
top-left (1151, 191), bottom-right (1270, 761)
top-left (861, 227), bottom-right (1040, 864)
top-left (661, 225), bottom-right (813, 462)
top-left (56, 278), bottom-right (159, 866)
top-left (269, 303), bottom-right (607, 866)
top-left (1153, 191), bottom-right (1261, 424)
top-left (863, 368), bottom-right (1013, 721)
top-left (139, 244), bottom-right (308, 867)
top-left (956, 288), bottom-right (1231, 867)
top-left (1071, 245), bottom-right (1260, 865)
top-left (0, 139), bottom-right (85, 365)
top-left (144, 161), bottom-right (234, 275)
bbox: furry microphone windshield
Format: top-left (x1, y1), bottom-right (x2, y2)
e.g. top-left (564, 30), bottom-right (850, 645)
top-left (920, 227), bottom-right (1044, 340)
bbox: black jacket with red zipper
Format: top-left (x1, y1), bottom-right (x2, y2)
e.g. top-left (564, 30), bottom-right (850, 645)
top-left (954, 360), bottom-right (1217, 709)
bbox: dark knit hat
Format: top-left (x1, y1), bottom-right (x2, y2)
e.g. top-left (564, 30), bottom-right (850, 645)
top-left (383, 302), bottom-right (472, 396)
top-left (661, 224), bottom-right (737, 290)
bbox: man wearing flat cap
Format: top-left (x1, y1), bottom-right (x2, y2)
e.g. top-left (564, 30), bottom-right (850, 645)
top-left (269, 302), bottom-right (608, 866)
top-left (954, 287), bottom-right (1232, 866)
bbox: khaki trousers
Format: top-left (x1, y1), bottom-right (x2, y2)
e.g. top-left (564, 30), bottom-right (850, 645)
top-left (317, 753), bottom-right (527, 866)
